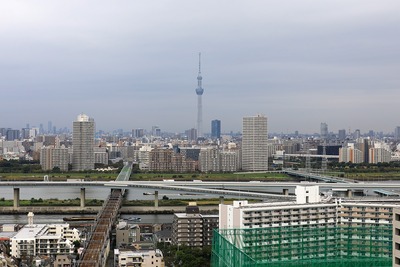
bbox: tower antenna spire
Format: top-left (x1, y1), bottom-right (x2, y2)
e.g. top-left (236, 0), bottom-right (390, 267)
top-left (198, 52), bottom-right (201, 74)
top-left (195, 52), bottom-right (204, 138)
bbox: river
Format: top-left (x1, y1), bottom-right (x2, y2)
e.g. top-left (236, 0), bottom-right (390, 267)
top-left (0, 186), bottom-right (224, 201)
top-left (0, 213), bottom-right (174, 225)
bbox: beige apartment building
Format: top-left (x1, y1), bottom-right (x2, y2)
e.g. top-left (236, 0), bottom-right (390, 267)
top-left (172, 203), bottom-right (218, 247)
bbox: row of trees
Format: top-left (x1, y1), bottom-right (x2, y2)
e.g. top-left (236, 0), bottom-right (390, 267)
top-left (0, 159), bottom-right (126, 174)
top-left (3, 158), bottom-right (400, 175)
top-left (0, 160), bottom-right (42, 173)
top-left (329, 161), bottom-right (400, 172)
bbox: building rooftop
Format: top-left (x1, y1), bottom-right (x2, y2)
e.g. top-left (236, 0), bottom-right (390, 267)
top-left (12, 224), bottom-right (46, 240)
top-left (174, 213), bottom-right (202, 218)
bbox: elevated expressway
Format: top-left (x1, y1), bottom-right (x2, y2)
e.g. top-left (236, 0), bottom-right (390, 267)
top-left (2, 180), bottom-right (400, 200)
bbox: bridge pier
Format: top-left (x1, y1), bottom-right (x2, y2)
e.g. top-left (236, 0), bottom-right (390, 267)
top-left (80, 188), bottom-right (86, 208)
top-left (154, 190), bottom-right (158, 208)
top-left (13, 188), bottom-right (20, 209)
top-left (219, 196), bottom-right (224, 204)
top-left (347, 189), bottom-right (353, 198)
top-left (282, 189), bottom-right (289, 196)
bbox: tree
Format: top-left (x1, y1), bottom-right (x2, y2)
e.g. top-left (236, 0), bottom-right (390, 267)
top-left (52, 166), bottom-right (61, 173)
top-left (157, 243), bottom-right (211, 267)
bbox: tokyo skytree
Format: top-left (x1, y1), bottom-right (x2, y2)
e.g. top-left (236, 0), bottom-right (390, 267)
top-left (195, 52), bottom-right (204, 138)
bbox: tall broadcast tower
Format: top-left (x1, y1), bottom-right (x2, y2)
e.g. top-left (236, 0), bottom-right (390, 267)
top-left (195, 52), bottom-right (204, 138)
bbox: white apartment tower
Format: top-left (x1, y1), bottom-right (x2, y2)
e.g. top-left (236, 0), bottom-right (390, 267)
top-left (72, 114), bottom-right (95, 171)
top-left (242, 115), bottom-right (268, 171)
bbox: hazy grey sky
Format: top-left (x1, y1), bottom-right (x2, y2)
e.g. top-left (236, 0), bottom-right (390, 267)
top-left (1, 1), bottom-right (400, 134)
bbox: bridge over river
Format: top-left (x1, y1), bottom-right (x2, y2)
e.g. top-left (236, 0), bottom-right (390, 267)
top-left (78, 162), bottom-right (132, 267)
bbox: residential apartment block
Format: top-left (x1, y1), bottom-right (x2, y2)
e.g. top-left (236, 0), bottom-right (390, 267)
top-left (215, 186), bottom-right (397, 267)
top-left (10, 220), bottom-right (80, 258)
top-left (115, 221), bottom-right (140, 247)
top-left (242, 115), bottom-right (268, 171)
top-left (393, 208), bottom-right (400, 266)
top-left (339, 146), bottom-right (363, 163)
top-left (40, 146), bottom-right (69, 171)
top-left (72, 114), bottom-right (95, 171)
top-left (369, 147), bottom-right (392, 164)
top-left (148, 148), bottom-right (196, 173)
top-left (172, 203), bottom-right (218, 248)
top-left (114, 249), bottom-right (164, 267)
top-left (199, 147), bottom-right (239, 173)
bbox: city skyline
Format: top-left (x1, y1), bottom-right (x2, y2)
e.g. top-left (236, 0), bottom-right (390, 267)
top-left (1, 117), bottom-right (400, 136)
top-left (1, 1), bottom-right (400, 133)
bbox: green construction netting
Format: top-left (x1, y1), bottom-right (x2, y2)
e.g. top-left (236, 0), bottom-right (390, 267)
top-left (211, 225), bottom-right (392, 267)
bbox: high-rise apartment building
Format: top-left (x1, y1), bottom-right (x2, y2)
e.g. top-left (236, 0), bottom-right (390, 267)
top-left (395, 126), bottom-right (400, 140)
top-left (354, 129), bottom-right (361, 139)
top-left (185, 128), bottom-right (197, 142)
top-left (152, 126), bottom-right (161, 137)
top-left (369, 147), bottom-right (392, 164)
top-left (242, 115), bottom-right (268, 171)
top-left (338, 129), bottom-right (346, 140)
top-left (21, 128), bottom-right (30, 139)
top-left (72, 114), bottom-right (95, 171)
top-left (339, 145), bottom-right (363, 163)
top-left (6, 129), bottom-right (20, 141)
top-left (132, 128), bottom-right (144, 138)
top-left (211, 120), bottom-right (221, 139)
top-left (48, 121), bottom-right (52, 134)
top-left (320, 122), bottom-right (328, 139)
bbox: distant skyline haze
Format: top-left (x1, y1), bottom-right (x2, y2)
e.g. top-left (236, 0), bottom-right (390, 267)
top-left (1, 1), bottom-right (400, 134)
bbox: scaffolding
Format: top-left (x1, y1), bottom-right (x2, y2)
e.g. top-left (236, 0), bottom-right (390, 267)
top-left (211, 224), bottom-right (392, 267)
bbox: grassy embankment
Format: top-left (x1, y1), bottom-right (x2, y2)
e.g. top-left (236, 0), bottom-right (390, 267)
top-left (343, 172), bottom-right (400, 181)
top-left (131, 172), bottom-right (292, 181)
top-left (0, 171), bottom-right (292, 182)
top-left (0, 172), bottom-right (118, 181)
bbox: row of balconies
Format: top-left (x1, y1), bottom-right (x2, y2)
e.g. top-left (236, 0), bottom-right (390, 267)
top-left (176, 234), bottom-right (203, 238)
top-left (176, 228), bottom-right (202, 232)
top-left (247, 208), bottom-right (337, 216)
top-left (340, 212), bottom-right (391, 219)
top-left (243, 212), bottom-right (337, 220)
top-left (341, 207), bottom-right (391, 213)
top-left (178, 224), bottom-right (203, 228)
top-left (340, 218), bottom-right (390, 224)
